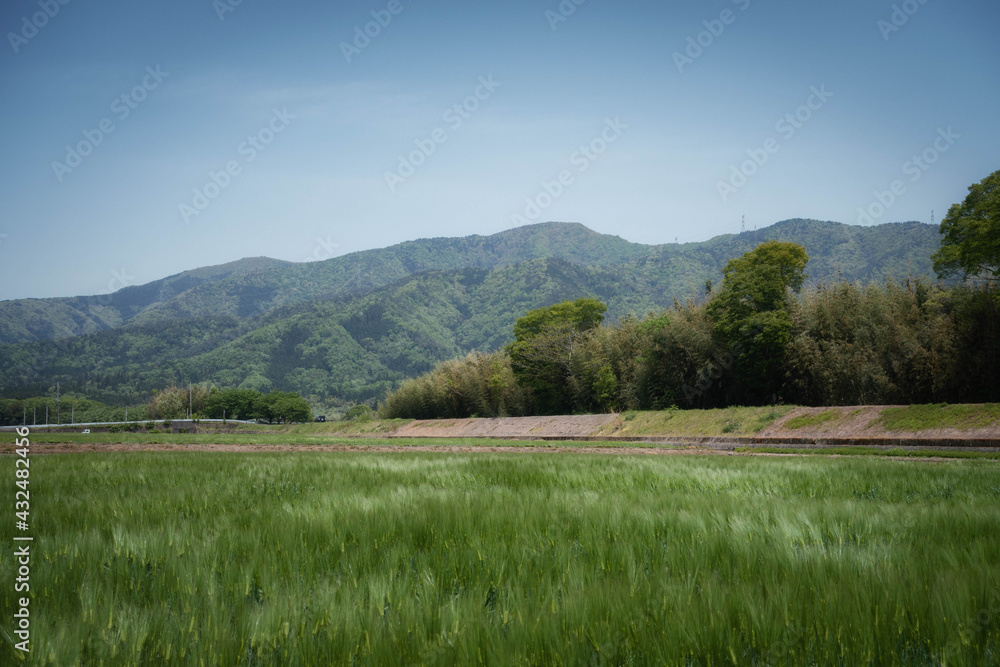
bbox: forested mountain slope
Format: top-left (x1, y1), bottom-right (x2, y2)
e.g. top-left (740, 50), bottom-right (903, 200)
top-left (0, 256), bottom-right (290, 344)
top-left (0, 220), bottom-right (937, 345)
top-left (0, 220), bottom-right (942, 407)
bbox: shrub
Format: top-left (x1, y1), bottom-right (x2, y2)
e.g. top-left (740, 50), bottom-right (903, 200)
top-left (344, 404), bottom-right (374, 422)
top-left (381, 352), bottom-right (530, 419)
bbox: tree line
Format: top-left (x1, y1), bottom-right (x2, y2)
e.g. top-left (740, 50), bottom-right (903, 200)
top-left (0, 394), bottom-right (146, 427)
top-left (381, 171), bottom-right (1000, 418)
top-left (147, 385), bottom-right (313, 423)
top-left (0, 386), bottom-right (313, 426)
top-left (381, 276), bottom-right (998, 419)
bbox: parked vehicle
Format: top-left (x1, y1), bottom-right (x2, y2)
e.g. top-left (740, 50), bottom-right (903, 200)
top-left (314, 416), bottom-right (326, 423)
top-left (81, 429), bottom-right (90, 434)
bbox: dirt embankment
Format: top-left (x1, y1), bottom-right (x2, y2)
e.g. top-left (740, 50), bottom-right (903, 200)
top-left (390, 414), bottom-right (618, 439)
top-left (759, 406), bottom-right (1000, 444)
top-left (5, 406), bottom-right (998, 454)
top-left (384, 407), bottom-right (1000, 448)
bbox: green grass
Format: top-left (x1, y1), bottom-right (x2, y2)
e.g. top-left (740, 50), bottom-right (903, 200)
top-left (783, 409), bottom-right (842, 430)
top-left (2, 452), bottom-right (998, 664)
top-left (600, 405), bottom-right (794, 437)
top-left (23, 432), bottom-right (370, 446)
top-left (22, 432), bottom-right (382, 446)
top-left (879, 403), bottom-right (1000, 431)
top-left (17, 433), bottom-right (676, 449)
top-left (225, 419), bottom-right (414, 435)
top-left (738, 446), bottom-right (1000, 460)
top-left (22, 418), bottom-right (415, 437)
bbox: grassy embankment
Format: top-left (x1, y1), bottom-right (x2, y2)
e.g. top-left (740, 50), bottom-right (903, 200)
top-left (778, 404), bottom-right (1000, 432)
top-left (878, 403), bottom-right (1000, 431)
top-left (29, 406), bottom-right (792, 438)
top-left (9, 404), bottom-right (999, 455)
top-left (596, 406), bottom-right (794, 437)
top-left (1, 452), bottom-right (997, 664)
top-left (220, 419), bottom-right (413, 436)
top-left (6, 406), bottom-right (795, 444)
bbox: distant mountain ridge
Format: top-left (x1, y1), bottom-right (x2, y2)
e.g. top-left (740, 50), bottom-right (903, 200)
top-left (0, 256), bottom-right (291, 344)
top-left (0, 220), bottom-right (937, 345)
top-left (0, 219), bottom-right (942, 408)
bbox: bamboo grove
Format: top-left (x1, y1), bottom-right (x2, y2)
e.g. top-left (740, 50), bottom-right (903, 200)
top-left (382, 264), bottom-right (999, 419)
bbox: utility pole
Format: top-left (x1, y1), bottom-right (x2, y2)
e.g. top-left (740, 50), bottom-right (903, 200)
top-left (33, 408), bottom-right (36, 426)
top-left (189, 384), bottom-right (193, 419)
top-left (45, 405), bottom-right (48, 426)
top-left (72, 401), bottom-right (75, 425)
top-left (56, 381), bottom-right (60, 425)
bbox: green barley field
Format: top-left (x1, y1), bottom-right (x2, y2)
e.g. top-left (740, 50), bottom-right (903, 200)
top-left (2, 451), bottom-right (999, 665)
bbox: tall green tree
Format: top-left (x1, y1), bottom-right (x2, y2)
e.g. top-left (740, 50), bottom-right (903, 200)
top-left (706, 241), bottom-right (809, 404)
top-left (507, 298), bottom-right (607, 414)
top-left (147, 384), bottom-right (210, 419)
top-left (637, 305), bottom-right (723, 409)
top-left (932, 169), bottom-right (1000, 284)
top-left (255, 390), bottom-right (312, 424)
top-left (204, 388), bottom-right (261, 420)
top-left (511, 298), bottom-right (607, 341)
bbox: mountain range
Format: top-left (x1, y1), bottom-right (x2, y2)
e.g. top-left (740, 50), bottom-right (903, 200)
top-left (0, 219), bottom-right (941, 409)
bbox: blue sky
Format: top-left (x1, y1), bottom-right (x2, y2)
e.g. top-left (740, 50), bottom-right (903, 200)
top-left (1, 0), bottom-right (997, 300)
